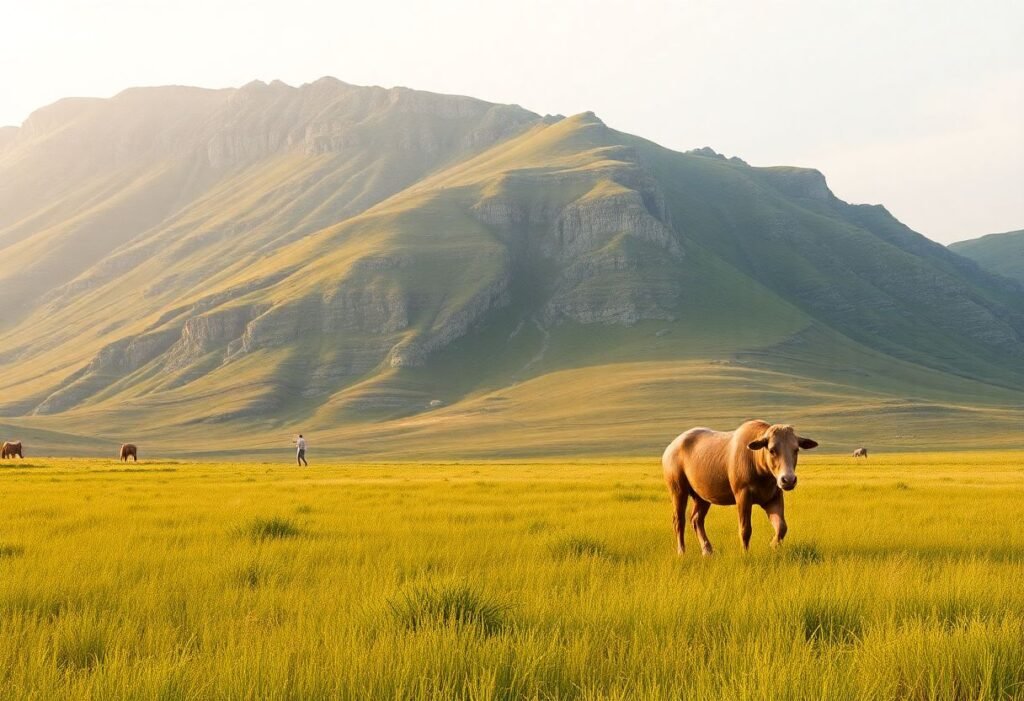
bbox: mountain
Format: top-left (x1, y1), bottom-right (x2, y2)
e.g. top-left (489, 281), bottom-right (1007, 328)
top-left (2, 78), bottom-right (1023, 458)
top-left (950, 230), bottom-right (1024, 285)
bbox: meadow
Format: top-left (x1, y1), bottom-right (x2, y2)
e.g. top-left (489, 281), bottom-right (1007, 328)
top-left (0, 452), bottom-right (1022, 699)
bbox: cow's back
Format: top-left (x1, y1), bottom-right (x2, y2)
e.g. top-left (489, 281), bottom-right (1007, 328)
top-left (664, 427), bottom-right (736, 505)
top-left (662, 427), bottom-right (718, 472)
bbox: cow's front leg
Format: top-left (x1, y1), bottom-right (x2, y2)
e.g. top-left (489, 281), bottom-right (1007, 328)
top-left (763, 493), bottom-right (787, 548)
top-left (690, 498), bottom-right (713, 556)
top-left (736, 491), bottom-right (753, 551)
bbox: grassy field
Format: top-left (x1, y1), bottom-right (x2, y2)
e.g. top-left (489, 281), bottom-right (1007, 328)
top-left (0, 452), bottom-right (1022, 699)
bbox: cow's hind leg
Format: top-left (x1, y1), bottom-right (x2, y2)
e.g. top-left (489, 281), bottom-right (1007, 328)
top-left (690, 497), bottom-right (714, 556)
top-left (668, 482), bottom-right (689, 555)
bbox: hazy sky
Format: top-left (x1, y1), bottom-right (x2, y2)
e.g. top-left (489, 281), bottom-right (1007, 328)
top-left (2, 0), bottom-right (1021, 243)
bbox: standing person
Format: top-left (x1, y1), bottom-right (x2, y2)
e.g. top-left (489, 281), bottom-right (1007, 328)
top-left (295, 434), bottom-right (308, 466)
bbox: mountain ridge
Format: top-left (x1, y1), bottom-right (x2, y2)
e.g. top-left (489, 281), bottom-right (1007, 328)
top-left (950, 229), bottom-right (1024, 285)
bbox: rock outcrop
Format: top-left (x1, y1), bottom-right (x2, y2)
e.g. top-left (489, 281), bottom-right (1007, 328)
top-left (471, 157), bottom-right (684, 326)
top-left (33, 328), bottom-right (180, 414)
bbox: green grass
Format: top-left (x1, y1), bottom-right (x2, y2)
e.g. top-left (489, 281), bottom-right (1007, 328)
top-left (0, 453), bottom-right (1022, 699)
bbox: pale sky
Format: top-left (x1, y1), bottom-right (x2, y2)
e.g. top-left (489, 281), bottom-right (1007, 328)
top-left (2, 0), bottom-right (1021, 243)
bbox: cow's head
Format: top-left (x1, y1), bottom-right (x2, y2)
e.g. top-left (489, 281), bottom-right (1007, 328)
top-left (747, 424), bottom-right (817, 491)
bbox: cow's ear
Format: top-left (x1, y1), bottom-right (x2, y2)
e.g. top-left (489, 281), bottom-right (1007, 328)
top-left (798, 437), bottom-right (819, 450)
top-left (747, 437), bottom-right (769, 451)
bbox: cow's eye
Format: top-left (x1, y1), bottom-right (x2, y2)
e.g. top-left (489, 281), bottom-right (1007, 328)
top-left (768, 447), bottom-right (778, 456)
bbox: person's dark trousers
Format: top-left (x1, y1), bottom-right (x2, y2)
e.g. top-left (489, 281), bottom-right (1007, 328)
top-left (297, 449), bottom-right (308, 466)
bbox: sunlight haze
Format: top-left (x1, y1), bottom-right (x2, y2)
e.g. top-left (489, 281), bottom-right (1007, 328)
top-left (2, 0), bottom-right (1021, 242)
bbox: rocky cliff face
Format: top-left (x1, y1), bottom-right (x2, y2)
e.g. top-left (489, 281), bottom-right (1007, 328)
top-left (227, 283), bottom-right (410, 359)
top-left (387, 256), bottom-right (514, 368)
top-left (164, 305), bottom-right (268, 371)
top-left (758, 167), bottom-right (835, 202)
top-left (33, 328), bottom-right (180, 414)
top-left (470, 149), bottom-right (684, 326)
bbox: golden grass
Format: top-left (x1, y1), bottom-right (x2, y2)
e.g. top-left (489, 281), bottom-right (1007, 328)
top-left (0, 452), bottom-right (1022, 699)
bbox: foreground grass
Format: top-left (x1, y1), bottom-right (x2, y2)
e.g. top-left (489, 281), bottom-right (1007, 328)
top-left (0, 452), bottom-right (1022, 699)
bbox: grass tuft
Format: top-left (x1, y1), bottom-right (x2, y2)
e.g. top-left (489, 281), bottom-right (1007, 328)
top-left (55, 620), bottom-right (107, 671)
top-left (551, 536), bottom-right (612, 559)
top-left (236, 563), bottom-right (263, 589)
top-left (0, 544), bottom-right (24, 559)
top-left (802, 602), bottom-right (863, 645)
top-left (786, 542), bottom-right (824, 565)
top-left (244, 517), bottom-right (300, 541)
top-left (388, 583), bottom-right (508, 634)
top-left (614, 491), bottom-right (658, 502)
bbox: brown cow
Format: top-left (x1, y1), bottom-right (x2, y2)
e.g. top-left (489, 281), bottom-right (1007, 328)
top-left (852, 447), bottom-right (868, 458)
top-left (662, 420), bottom-right (818, 555)
top-left (119, 444), bottom-right (138, 462)
top-left (1, 441), bottom-right (23, 459)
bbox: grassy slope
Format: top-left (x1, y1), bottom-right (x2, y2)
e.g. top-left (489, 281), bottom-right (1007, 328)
top-left (632, 143), bottom-right (1024, 389)
top-left (951, 229), bottom-right (1024, 284)
top-left (0, 455), bottom-right (1022, 699)
top-left (9, 352), bottom-right (1024, 459)
top-left (0, 86), bottom-right (542, 414)
top-left (2, 101), bottom-right (1024, 456)
top-left (0, 117), bottom-right (879, 453)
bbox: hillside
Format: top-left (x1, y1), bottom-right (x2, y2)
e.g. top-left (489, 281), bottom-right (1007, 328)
top-left (2, 78), bottom-right (1024, 457)
top-left (950, 230), bottom-right (1024, 284)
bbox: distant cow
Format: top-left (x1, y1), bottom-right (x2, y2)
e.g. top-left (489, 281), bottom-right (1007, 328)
top-left (662, 420), bottom-right (818, 555)
top-left (119, 444), bottom-right (138, 462)
top-left (1, 441), bottom-right (23, 459)
top-left (852, 447), bottom-right (868, 458)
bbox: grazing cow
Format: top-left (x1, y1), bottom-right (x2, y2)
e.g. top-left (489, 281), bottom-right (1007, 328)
top-left (662, 420), bottom-right (818, 555)
top-left (119, 443), bottom-right (138, 462)
top-left (1, 441), bottom-right (23, 459)
top-left (852, 447), bottom-right (868, 458)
